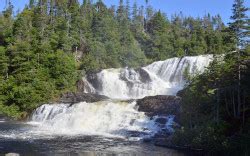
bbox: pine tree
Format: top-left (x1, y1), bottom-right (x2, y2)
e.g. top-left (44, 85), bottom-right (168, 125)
top-left (171, 13), bottom-right (186, 56)
top-left (125, 0), bottom-right (130, 20)
top-left (146, 11), bottom-right (173, 60)
top-left (229, 0), bottom-right (249, 117)
top-left (0, 1), bottom-right (13, 46)
top-left (117, 0), bottom-right (125, 22)
top-left (229, 0), bottom-right (249, 48)
top-left (145, 4), bottom-right (154, 30)
top-left (132, 1), bottom-right (137, 22)
top-left (29, 0), bottom-right (35, 8)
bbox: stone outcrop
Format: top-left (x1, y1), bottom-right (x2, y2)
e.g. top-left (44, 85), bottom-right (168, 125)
top-left (57, 72), bottom-right (108, 104)
top-left (136, 95), bottom-right (181, 117)
top-left (57, 92), bottom-right (108, 104)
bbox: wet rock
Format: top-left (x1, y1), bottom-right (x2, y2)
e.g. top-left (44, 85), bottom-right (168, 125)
top-left (86, 71), bottom-right (102, 91)
top-left (155, 118), bottom-right (167, 125)
top-left (77, 77), bottom-right (96, 94)
top-left (135, 68), bottom-right (151, 83)
top-left (142, 137), bottom-right (152, 142)
top-left (153, 132), bottom-right (171, 139)
top-left (58, 92), bottom-right (108, 104)
top-left (119, 68), bottom-right (151, 89)
top-left (176, 89), bottom-right (185, 97)
top-left (136, 95), bottom-right (181, 117)
top-left (127, 131), bottom-right (146, 137)
top-left (76, 78), bottom-right (86, 92)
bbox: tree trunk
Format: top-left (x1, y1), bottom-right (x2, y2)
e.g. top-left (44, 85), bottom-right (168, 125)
top-left (237, 48), bottom-right (241, 117)
top-left (225, 91), bottom-right (231, 116)
top-left (242, 90), bottom-right (245, 125)
top-left (233, 90), bottom-right (236, 117)
top-left (216, 89), bottom-right (220, 123)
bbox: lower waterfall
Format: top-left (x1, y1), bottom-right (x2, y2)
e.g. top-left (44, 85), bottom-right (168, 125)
top-left (30, 101), bottom-right (174, 138)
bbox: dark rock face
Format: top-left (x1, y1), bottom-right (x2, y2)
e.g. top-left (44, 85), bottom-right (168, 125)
top-left (86, 72), bottom-right (102, 91)
top-left (77, 78), bottom-right (96, 94)
top-left (155, 118), bottom-right (167, 125)
top-left (76, 79), bottom-right (86, 92)
top-left (176, 89), bottom-right (185, 97)
top-left (135, 68), bottom-right (151, 83)
top-left (136, 95), bottom-right (181, 117)
top-left (58, 92), bottom-right (108, 104)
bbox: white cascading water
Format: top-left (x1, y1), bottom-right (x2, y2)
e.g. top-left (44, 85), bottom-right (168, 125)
top-left (29, 55), bottom-right (213, 138)
top-left (30, 101), bottom-right (174, 138)
top-left (83, 55), bottom-right (213, 99)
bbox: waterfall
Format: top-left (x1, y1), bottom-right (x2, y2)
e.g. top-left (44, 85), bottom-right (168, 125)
top-left (29, 55), bottom-right (213, 138)
top-left (30, 101), bottom-right (174, 138)
top-left (83, 55), bottom-right (213, 99)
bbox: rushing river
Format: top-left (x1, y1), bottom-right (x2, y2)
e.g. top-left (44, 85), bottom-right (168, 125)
top-left (0, 119), bottom-right (184, 156)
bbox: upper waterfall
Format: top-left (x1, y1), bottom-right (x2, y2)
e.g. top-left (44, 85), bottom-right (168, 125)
top-left (83, 55), bottom-right (213, 99)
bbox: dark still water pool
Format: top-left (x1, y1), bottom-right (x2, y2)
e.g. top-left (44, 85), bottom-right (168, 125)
top-left (0, 120), bottom-right (184, 156)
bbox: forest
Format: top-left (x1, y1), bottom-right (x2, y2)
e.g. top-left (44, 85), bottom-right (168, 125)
top-left (0, 0), bottom-right (249, 154)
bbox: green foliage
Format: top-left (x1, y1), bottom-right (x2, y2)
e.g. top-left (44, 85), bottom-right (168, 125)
top-left (44, 50), bottom-right (77, 90)
top-left (0, 46), bottom-right (8, 77)
top-left (229, 0), bottom-right (249, 47)
top-left (173, 52), bottom-right (250, 154)
top-left (172, 2), bottom-right (249, 153)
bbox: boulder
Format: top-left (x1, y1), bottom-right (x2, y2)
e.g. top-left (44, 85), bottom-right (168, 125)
top-left (136, 95), bottom-right (181, 117)
top-left (135, 68), bottom-right (151, 83)
top-left (155, 117), bottom-right (167, 125)
top-left (86, 71), bottom-right (102, 91)
top-left (57, 92), bottom-right (108, 104)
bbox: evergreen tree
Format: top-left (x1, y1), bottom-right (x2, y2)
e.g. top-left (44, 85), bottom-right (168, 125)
top-left (229, 0), bottom-right (249, 117)
top-left (0, 1), bottom-right (13, 46)
top-left (229, 0), bottom-right (249, 47)
top-left (117, 0), bottom-right (125, 22)
top-left (171, 13), bottom-right (186, 56)
top-left (146, 11), bottom-right (173, 60)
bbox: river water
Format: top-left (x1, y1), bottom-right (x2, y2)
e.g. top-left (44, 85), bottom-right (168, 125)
top-left (0, 119), bottom-right (184, 156)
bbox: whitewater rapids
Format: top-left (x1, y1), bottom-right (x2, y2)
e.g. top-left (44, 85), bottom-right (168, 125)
top-left (29, 101), bottom-right (174, 139)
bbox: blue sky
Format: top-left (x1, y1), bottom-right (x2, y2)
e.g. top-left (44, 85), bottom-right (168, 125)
top-left (0, 0), bottom-right (249, 24)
